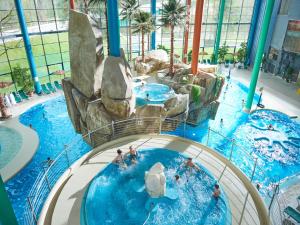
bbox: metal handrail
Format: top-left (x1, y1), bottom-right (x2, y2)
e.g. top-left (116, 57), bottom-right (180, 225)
top-left (23, 116), bottom-right (278, 225)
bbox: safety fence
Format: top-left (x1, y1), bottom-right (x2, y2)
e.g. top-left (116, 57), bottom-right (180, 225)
top-left (22, 116), bottom-right (280, 225)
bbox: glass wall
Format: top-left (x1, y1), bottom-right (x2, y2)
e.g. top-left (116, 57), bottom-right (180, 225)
top-left (0, 0), bottom-right (254, 93)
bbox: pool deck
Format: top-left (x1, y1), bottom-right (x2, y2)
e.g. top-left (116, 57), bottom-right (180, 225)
top-left (39, 135), bottom-right (270, 225)
top-left (0, 117), bottom-right (39, 182)
top-left (0, 92), bottom-right (62, 181)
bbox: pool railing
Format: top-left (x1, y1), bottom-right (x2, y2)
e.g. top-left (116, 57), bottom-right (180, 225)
top-left (23, 116), bottom-right (281, 225)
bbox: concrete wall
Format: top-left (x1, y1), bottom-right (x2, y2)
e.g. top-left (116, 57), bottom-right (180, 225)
top-left (270, 15), bottom-right (289, 49)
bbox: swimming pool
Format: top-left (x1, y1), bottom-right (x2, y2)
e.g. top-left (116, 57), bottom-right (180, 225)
top-left (82, 148), bottom-right (230, 225)
top-left (4, 79), bottom-right (300, 224)
top-left (0, 126), bottom-right (22, 169)
top-left (134, 83), bottom-right (175, 106)
top-left (4, 96), bottom-right (91, 224)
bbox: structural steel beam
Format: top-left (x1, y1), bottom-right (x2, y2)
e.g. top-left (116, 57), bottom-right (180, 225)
top-left (107, 0), bottom-right (121, 57)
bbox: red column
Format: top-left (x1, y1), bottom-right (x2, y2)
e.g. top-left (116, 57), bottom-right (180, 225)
top-left (70, 0), bottom-right (75, 9)
top-left (191, 0), bottom-right (205, 75)
top-left (182, 0), bottom-right (191, 64)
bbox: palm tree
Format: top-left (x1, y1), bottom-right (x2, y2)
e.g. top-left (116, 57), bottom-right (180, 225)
top-left (160, 0), bottom-right (186, 75)
top-left (88, 0), bottom-right (110, 54)
top-left (120, 0), bottom-right (139, 61)
top-left (133, 11), bottom-right (155, 63)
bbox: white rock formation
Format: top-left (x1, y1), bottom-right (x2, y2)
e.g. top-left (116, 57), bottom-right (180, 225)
top-left (145, 162), bottom-right (166, 198)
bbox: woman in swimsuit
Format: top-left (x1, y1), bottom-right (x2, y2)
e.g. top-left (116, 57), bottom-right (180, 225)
top-left (113, 149), bottom-right (127, 168)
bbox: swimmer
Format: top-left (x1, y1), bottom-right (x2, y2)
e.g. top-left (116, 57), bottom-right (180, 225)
top-left (220, 118), bottom-right (224, 127)
top-left (127, 145), bottom-right (138, 164)
top-left (213, 184), bottom-right (221, 199)
top-left (29, 124), bottom-right (33, 129)
top-left (44, 157), bottom-right (54, 167)
top-left (113, 149), bottom-right (127, 168)
top-left (181, 158), bottom-right (201, 172)
top-left (242, 99), bottom-right (245, 108)
top-left (146, 93), bottom-right (150, 101)
top-left (268, 124), bottom-right (274, 131)
top-left (141, 82), bottom-right (145, 88)
top-left (174, 174), bottom-right (180, 183)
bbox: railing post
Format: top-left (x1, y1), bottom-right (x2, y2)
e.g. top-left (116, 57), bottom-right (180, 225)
top-left (206, 127), bottom-right (211, 146)
top-left (159, 116), bottom-right (162, 134)
top-left (229, 139), bottom-right (234, 160)
top-left (27, 197), bottom-right (38, 225)
top-left (250, 157), bottom-right (258, 181)
top-left (239, 193), bottom-right (249, 225)
top-left (111, 121), bottom-right (115, 138)
top-left (64, 147), bottom-right (71, 168)
top-left (183, 120), bottom-right (186, 138)
top-left (42, 166), bottom-right (51, 191)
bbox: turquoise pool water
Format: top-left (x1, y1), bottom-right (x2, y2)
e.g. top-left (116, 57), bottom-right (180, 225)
top-left (82, 148), bottom-right (230, 225)
top-left (0, 126), bottom-right (22, 169)
top-left (3, 79), bottom-right (300, 224)
top-left (4, 97), bottom-right (91, 224)
top-left (134, 83), bottom-right (175, 106)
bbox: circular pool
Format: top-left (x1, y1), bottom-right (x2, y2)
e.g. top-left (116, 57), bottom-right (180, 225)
top-left (0, 126), bottom-right (22, 169)
top-left (82, 148), bottom-right (230, 225)
top-left (134, 83), bottom-right (175, 106)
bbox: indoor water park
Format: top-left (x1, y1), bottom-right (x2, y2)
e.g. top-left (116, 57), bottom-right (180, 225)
top-left (0, 0), bottom-right (300, 225)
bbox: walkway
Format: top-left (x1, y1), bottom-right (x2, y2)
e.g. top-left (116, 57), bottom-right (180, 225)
top-left (230, 67), bottom-right (300, 117)
top-left (39, 135), bottom-right (269, 225)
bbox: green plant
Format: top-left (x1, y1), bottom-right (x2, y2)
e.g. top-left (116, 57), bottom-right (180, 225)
top-left (11, 65), bottom-right (34, 93)
top-left (285, 66), bottom-right (294, 82)
top-left (157, 45), bottom-right (170, 54)
top-left (160, 0), bottom-right (186, 75)
top-left (218, 42), bottom-right (229, 63)
top-left (236, 42), bottom-right (247, 63)
top-left (187, 49), bottom-right (192, 63)
top-left (120, 0), bottom-right (139, 61)
top-left (191, 84), bottom-right (201, 104)
top-left (210, 53), bottom-right (216, 63)
top-left (133, 10), bottom-right (155, 62)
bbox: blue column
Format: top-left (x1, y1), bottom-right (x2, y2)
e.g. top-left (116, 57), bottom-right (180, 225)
top-left (14, 0), bottom-right (42, 94)
top-left (107, 0), bottom-right (121, 57)
top-left (151, 0), bottom-right (156, 50)
top-left (245, 0), bottom-right (262, 66)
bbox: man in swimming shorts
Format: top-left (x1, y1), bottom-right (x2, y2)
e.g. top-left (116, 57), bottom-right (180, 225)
top-left (213, 184), bottom-right (221, 200)
top-left (113, 149), bottom-right (127, 168)
top-left (127, 145), bottom-right (138, 164)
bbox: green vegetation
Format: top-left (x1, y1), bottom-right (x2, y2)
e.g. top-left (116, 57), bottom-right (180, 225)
top-left (187, 50), bottom-right (192, 63)
top-left (236, 42), bottom-right (247, 63)
top-left (218, 42), bottom-right (229, 63)
top-left (133, 11), bottom-right (155, 62)
top-left (11, 65), bottom-right (33, 93)
top-left (160, 0), bottom-right (186, 75)
top-left (191, 84), bottom-right (201, 104)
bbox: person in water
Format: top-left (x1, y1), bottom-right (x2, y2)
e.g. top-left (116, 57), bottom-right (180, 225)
top-left (113, 149), bottom-right (127, 168)
top-left (268, 124), bottom-right (274, 130)
top-left (213, 184), bottom-right (221, 199)
top-left (127, 145), bottom-right (138, 164)
top-left (146, 93), bottom-right (150, 101)
top-left (44, 157), bottom-right (54, 167)
top-left (182, 158), bottom-right (201, 172)
top-left (174, 174), bottom-right (180, 183)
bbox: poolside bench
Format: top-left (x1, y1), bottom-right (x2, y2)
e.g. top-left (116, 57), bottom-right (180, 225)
top-left (54, 81), bottom-right (63, 90)
top-left (284, 206), bottom-right (300, 223)
top-left (41, 84), bottom-right (51, 95)
top-left (47, 82), bottom-right (56, 93)
top-left (12, 91), bottom-right (22, 103)
top-left (18, 90), bottom-right (29, 100)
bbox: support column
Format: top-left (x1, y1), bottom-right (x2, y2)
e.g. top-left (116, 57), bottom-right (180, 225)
top-left (0, 176), bottom-right (18, 225)
top-left (245, 0), bottom-right (275, 112)
top-left (151, 0), bottom-right (156, 50)
top-left (245, 0), bottom-right (262, 66)
top-left (15, 0), bottom-right (42, 94)
top-left (107, 0), bottom-right (121, 57)
top-left (212, 0), bottom-right (225, 64)
top-left (191, 0), bottom-right (205, 75)
top-left (69, 0), bottom-right (75, 9)
top-left (182, 0), bottom-right (191, 64)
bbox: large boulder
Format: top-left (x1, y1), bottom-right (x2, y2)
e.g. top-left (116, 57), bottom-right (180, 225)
top-left (136, 104), bottom-right (166, 118)
top-left (101, 94), bottom-right (135, 119)
top-left (71, 88), bottom-right (89, 122)
top-left (62, 78), bottom-right (81, 133)
top-left (69, 10), bottom-right (104, 98)
top-left (101, 52), bottom-right (133, 99)
top-left (145, 162), bottom-right (166, 198)
top-left (187, 101), bottom-right (220, 124)
top-left (164, 94), bottom-right (189, 117)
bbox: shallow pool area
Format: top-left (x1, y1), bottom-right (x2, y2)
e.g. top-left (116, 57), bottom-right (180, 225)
top-left (82, 148), bottom-right (230, 225)
top-left (134, 83), bottom-right (175, 106)
top-left (0, 126), bottom-right (22, 169)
